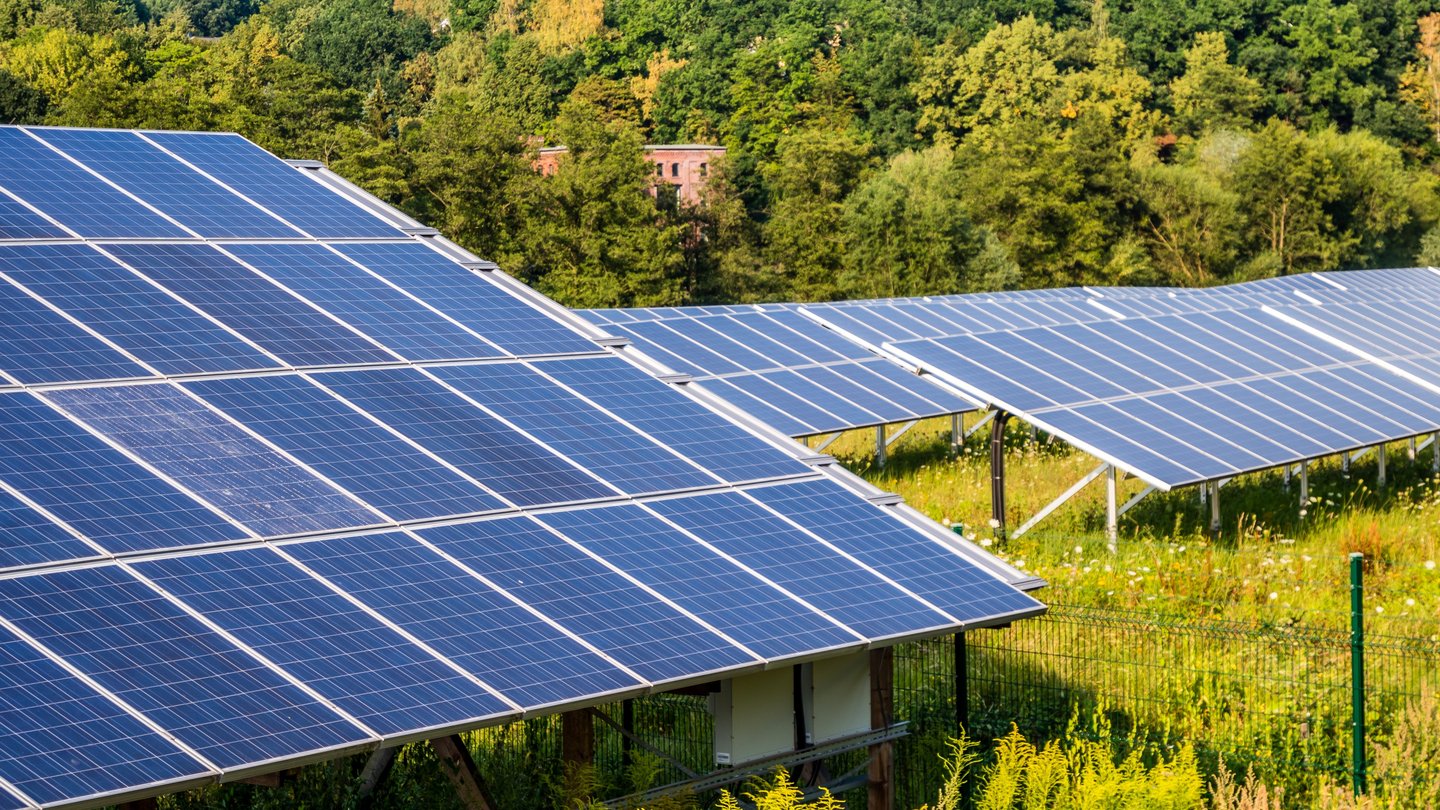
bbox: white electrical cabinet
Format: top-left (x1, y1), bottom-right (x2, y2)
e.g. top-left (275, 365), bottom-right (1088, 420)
top-left (710, 667), bottom-right (794, 766)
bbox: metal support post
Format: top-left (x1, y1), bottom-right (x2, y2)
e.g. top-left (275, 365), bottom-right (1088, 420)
top-left (1343, 451), bottom-right (1351, 473)
top-left (1283, 464), bottom-right (1291, 490)
top-left (1105, 465), bottom-right (1118, 543)
top-left (1199, 480), bottom-right (1207, 506)
top-left (1434, 432), bottom-right (1440, 473)
top-left (875, 424), bottom-right (887, 468)
top-left (622, 699), bottom-right (635, 770)
top-left (1299, 461), bottom-right (1309, 520)
top-left (1209, 481), bottom-right (1221, 537)
top-left (1350, 553), bottom-right (1366, 796)
top-left (1377, 443), bottom-right (1386, 489)
top-left (950, 413), bottom-right (962, 455)
top-left (989, 412), bottom-right (1010, 543)
top-left (1409, 437), bottom-right (1417, 461)
top-left (954, 633), bottom-right (967, 735)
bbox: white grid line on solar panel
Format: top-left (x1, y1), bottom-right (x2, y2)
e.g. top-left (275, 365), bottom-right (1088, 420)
top-left (0, 602), bottom-right (226, 775)
top-left (224, 240), bottom-right (512, 360)
top-left (43, 383), bottom-right (389, 538)
top-left (0, 185), bottom-right (68, 240)
top-left (135, 132), bottom-right (333, 241)
top-left (0, 477), bottom-right (109, 567)
top-left (29, 129), bottom-right (302, 241)
top-left (0, 269), bottom-right (153, 385)
top-left (0, 565), bottom-right (375, 771)
top-left (138, 544), bottom-right (529, 723)
top-left (0, 390), bottom-right (254, 551)
top-left (16, 129), bottom-right (213, 241)
top-left (1265, 303), bottom-right (1440, 397)
top-left (400, 521), bottom-right (758, 685)
top-left (883, 310), bottom-right (1440, 487)
top-left (535, 506), bottom-right (868, 658)
top-left (0, 129), bottom-right (186, 240)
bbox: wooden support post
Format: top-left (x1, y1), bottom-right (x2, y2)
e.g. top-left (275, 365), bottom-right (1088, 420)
top-left (868, 647), bottom-right (895, 810)
top-left (562, 709), bottom-right (595, 770)
top-left (357, 746), bottom-right (398, 805)
top-left (431, 735), bottom-right (498, 810)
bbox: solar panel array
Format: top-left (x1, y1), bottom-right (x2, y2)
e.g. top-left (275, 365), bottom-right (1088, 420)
top-left (0, 126), bottom-right (1043, 810)
top-left (580, 307), bottom-right (972, 436)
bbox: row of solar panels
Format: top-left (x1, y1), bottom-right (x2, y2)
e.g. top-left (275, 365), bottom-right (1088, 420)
top-left (0, 125), bottom-right (1044, 809)
top-left (582, 268), bottom-right (1440, 489)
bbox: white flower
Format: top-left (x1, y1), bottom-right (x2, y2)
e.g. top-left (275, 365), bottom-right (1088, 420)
top-left (1178, 545), bottom-right (1186, 553)
top-left (980, 538), bottom-right (993, 547)
top-left (1406, 598), bottom-right (1417, 607)
top-left (1269, 592), bottom-right (1278, 601)
top-left (1015, 559), bottom-right (1026, 568)
top-left (942, 518), bottom-right (951, 526)
top-left (1073, 545), bottom-right (1084, 555)
top-left (988, 518), bottom-right (1001, 528)
top-left (1427, 560), bottom-right (1437, 571)
top-left (1376, 606), bottom-right (1385, 614)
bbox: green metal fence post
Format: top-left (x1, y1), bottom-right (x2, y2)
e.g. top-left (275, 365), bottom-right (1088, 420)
top-left (1350, 552), bottom-right (1366, 795)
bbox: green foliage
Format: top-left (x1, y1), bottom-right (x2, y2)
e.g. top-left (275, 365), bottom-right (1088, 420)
top-left (710, 767), bottom-right (843, 810)
top-left (1169, 32), bottom-right (1264, 134)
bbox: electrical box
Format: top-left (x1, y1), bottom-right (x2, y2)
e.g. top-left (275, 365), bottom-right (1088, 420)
top-left (710, 667), bottom-right (794, 766)
top-left (803, 651), bottom-right (871, 745)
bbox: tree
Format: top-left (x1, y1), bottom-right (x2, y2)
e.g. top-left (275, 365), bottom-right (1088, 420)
top-left (841, 145), bottom-right (1016, 298)
top-left (916, 15), bottom-right (1062, 146)
top-left (1170, 32), bottom-right (1264, 134)
top-left (1279, 0), bottom-right (1377, 126)
top-left (1230, 119), bottom-right (1339, 275)
top-left (761, 124), bottom-right (872, 301)
top-left (522, 97), bottom-right (685, 307)
top-left (290, 0), bottom-right (432, 88)
top-left (0, 66), bottom-right (44, 122)
top-left (1136, 158), bottom-right (1243, 285)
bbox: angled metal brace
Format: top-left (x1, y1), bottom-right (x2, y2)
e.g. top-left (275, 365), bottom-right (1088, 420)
top-left (885, 420), bottom-right (919, 448)
top-left (1115, 485), bottom-right (1154, 518)
top-left (1012, 462), bottom-right (1110, 540)
top-left (964, 410), bottom-right (996, 440)
top-left (813, 432), bottom-right (842, 453)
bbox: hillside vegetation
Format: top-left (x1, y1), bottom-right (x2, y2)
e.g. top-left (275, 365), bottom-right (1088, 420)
top-left (4, 0), bottom-right (1440, 306)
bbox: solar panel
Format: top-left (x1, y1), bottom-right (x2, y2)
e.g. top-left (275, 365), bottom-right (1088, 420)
top-left (140, 132), bottom-right (404, 238)
top-left (0, 566), bottom-right (372, 768)
top-left (30, 128), bottom-right (300, 239)
top-left (134, 547), bottom-right (516, 736)
top-left (0, 124), bottom-right (1042, 807)
top-left (0, 129), bottom-right (187, 239)
top-left (0, 625), bottom-right (210, 806)
top-left (0, 244), bottom-right (279, 376)
top-left (105, 243), bottom-right (397, 368)
top-left (886, 306), bottom-right (1440, 489)
top-left (578, 309), bottom-right (973, 437)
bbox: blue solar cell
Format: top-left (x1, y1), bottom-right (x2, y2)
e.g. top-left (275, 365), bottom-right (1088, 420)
top-left (0, 566), bottom-right (369, 768)
top-left (32, 129), bottom-right (299, 239)
top-left (890, 336), bottom-right (1075, 412)
top-left (607, 325), bottom-right (710, 376)
top-left (223, 244), bottom-right (503, 362)
top-left (622, 321), bottom-right (743, 375)
top-left (141, 132), bottom-right (403, 238)
top-left (701, 316), bottom-right (814, 367)
top-left (419, 518), bottom-right (757, 682)
top-left (46, 384), bottom-right (381, 537)
top-left (334, 243), bottom-right (600, 357)
top-left (1054, 403), bottom-right (1229, 482)
top-left (0, 488), bottom-right (98, 570)
top-left (748, 479), bottom-right (1043, 621)
top-left (0, 193), bottom-right (66, 239)
top-left (104, 244), bottom-right (397, 368)
top-left (854, 360), bottom-right (971, 414)
top-left (739, 313), bottom-right (856, 363)
top-left (647, 492), bottom-right (953, 639)
top-left (0, 623), bottom-right (209, 807)
top-left (766, 310), bottom-right (872, 357)
top-left (0, 244), bottom-right (279, 376)
top-left (0, 274), bottom-right (152, 385)
top-left (185, 374), bottom-right (506, 522)
top-left (703, 379), bottom-right (819, 436)
top-left (538, 358), bottom-right (811, 482)
top-left (315, 368), bottom-right (615, 506)
top-left (285, 532), bottom-right (642, 708)
top-left (0, 128), bottom-right (187, 238)
top-left (538, 505), bottom-right (859, 659)
top-left (430, 364), bottom-right (717, 495)
top-left (660, 319), bottom-right (779, 370)
top-left (1245, 376), bottom-right (1390, 445)
top-left (0, 392), bottom-right (246, 553)
top-left (759, 370), bottom-right (882, 425)
top-left (795, 366), bottom-right (913, 422)
top-left (135, 548), bottom-right (515, 736)
top-left (723, 374), bottom-right (851, 433)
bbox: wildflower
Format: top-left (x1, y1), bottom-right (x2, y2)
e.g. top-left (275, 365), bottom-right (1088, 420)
top-left (1178, 545), bottom-right (1186, 553)
top-left (1015, 559), bottom-right (1026, 568)
top-left (941, 518), bottom-right (951, 526)
top-left (980, 538), bottom-right (993, 547)
top-left (1073, 545), bottom-right (1083, 555)
top-left (1268, 592), bottom-right (1278, 601)
top-left (1375, 606), bottom-right (1384, 614)
top-left (1427, 560), bottom-right (1437, 571)
top-left (988, 518), bottom-right (1000, 528)
top-left (1406, 598), bottom-right (1416, 607)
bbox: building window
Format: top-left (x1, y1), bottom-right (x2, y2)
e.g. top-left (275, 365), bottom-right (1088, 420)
top-left (655, 162), bottom-right (664, 176)
top-left (671, 162), bottom-right (680, 177)
top-left (699, 163), bottom-right (708, 177)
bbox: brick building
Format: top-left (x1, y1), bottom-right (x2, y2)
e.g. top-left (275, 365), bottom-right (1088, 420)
top-left (535, 144), bottom-right (725, 206)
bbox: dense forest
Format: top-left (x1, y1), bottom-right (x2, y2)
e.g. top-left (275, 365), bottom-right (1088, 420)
top-left (4, 0), bottom-right (1440, 306)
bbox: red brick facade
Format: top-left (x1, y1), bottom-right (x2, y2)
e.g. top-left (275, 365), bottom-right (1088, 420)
top-left (535, 144), bottom-right (726, 205)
